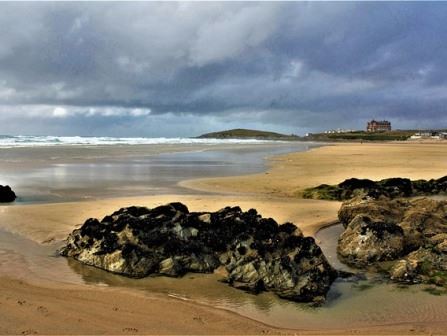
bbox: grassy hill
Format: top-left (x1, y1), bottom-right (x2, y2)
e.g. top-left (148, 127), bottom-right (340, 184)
top-left (305, 130), bottom-right (416, 142)
top-left (197, 128), bottom-right (300, 140)
top-left (197, 128), bottom-right (443, 142)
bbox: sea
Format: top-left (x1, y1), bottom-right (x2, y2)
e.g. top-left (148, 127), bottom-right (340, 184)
top-left (0, 135), bottom-right (284, 147)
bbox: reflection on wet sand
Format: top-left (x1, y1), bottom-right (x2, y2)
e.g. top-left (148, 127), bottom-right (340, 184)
top-left (66, 257), bottom-right (284, 314)
top-left (1, 143), bottom-right (316, 203)
top-left (64, 232), bottom-right (447, 331)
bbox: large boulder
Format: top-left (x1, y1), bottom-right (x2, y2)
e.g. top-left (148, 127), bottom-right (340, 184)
top-left (0, 185), bottom-right (16, 203)
top-left (337, 197), bottom-right (447, 288)
top-left (338, 214), bottom-right (404, 267)
top-left (60, 203), bottom-right (337, 303)
top-left (338, 196), bottom-right (406, 228)
top-left (338, 197), bottom-right (447, 249)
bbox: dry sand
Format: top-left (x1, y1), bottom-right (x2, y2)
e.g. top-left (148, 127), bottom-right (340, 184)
top-left (1, 142), bottom-right (447, 335)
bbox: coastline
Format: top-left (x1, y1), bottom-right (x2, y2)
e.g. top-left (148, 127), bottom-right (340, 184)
top-left (2, 142), bottom-right (447, 334)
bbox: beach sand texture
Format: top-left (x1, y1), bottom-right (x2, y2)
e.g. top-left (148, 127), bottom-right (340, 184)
top-left (1, 142), bottom-right (447, 335)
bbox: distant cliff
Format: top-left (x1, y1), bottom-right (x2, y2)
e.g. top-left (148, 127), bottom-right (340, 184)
top-left (197, 128), bottom-right (300, 140)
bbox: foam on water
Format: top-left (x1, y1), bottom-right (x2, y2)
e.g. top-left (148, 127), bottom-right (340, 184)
top-left (0, 135), bottom-right (286, 147)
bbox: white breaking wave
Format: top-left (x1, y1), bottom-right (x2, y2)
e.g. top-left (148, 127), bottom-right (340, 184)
top-left (0, 135), bottom-right (286, 147)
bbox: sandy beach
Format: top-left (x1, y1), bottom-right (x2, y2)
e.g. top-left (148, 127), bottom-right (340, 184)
top-left (1, 142), bottom-right (447, 335)
top-left (3, 1), bottom-right (447, 334)
top-left (182, 142), bottom-right (447, 198)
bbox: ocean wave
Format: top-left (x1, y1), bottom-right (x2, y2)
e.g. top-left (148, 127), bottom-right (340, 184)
top-left (0, 135), bottom-right (286, 147)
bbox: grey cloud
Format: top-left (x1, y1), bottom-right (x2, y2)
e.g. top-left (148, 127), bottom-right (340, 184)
top-left (0, 2), bottom-right (446, 136)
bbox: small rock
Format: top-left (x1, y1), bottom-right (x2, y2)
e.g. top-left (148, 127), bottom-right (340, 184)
top-left (0, 185), bottom-right (16, 203)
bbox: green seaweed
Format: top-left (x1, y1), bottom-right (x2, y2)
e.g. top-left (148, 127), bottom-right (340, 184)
top-left (302, 184), bottom-right (342, 201)
top-left (428, 271), bottom-right (447, 286)
top-left (419, 260), bottom-right (433, 275)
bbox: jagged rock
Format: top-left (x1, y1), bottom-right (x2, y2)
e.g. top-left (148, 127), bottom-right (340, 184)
top-left (0, 185), bottom-right (16, 203)
top-left (338, 197), bottom-right (447, 249)
top-left (338, 214), bottom-right (404, 266)
top-left (337, 196), bottom-right (447, 288)
top-left (338, 197), bottom-right (406, 228)
top-left (399, 198), bottom-right (447, 251)
top-left (60, 203), bottom-right (337, 303)
top-left (303, 176), bottom-right (447, 201)
top-left (390, 248), bottom-right (447, 286)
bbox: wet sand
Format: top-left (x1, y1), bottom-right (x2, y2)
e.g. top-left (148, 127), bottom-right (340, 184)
top-left (0, 142), bottom-right (315, 203)
top-left (0, 276), bottom-right (280, 335)
top-left (2, 142), bottom-right (447, 334)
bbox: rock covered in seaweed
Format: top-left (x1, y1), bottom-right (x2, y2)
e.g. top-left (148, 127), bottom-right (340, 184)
top-left (338, 197), bottom-right (406, 229)
top-left (303, 176), bottom-right (447, 201)
top-left (0, 185), bottom-right (16, 203)
top-left (337, 196), bottom-right (447, 287)
top-left (338, 214), bottom-right (404, 266)
top-left (390, 248), bottom-right (447, 286)
top-left (60, 203), bottom-right (337, 303)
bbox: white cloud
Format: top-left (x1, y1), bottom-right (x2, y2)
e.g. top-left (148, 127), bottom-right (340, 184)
top-left (129, 108), bottom-right (151, 117)
top-left (52, 107), bottom-right (68, 118)
top-left (0, 105), bottom-right (151, 119)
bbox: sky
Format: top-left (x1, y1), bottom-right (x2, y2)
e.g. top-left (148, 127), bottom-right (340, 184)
top-left (0, 1), bottom-right (446, 137)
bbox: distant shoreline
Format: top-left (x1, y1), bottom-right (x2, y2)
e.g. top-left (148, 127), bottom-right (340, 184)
top-left (1, 131), bottom-right (446, 148)
top-left (198, 128), bottom-right (447, 143)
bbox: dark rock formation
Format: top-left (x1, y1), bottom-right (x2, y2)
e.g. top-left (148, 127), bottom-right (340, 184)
top-left (338, 214), bottom-right (404, 266)
top-left (338, 197), bottom-right (406, 229)
top-left (0, 185), bottom-right (16, 203)
top-left (337, 197), bottom-right (447, 288)
top-left (390, 248), bottom-right (447, 286)
top-left (60, 203), bottom-right (337, 303)
top-left (303, 176), bottom-right (447, 201)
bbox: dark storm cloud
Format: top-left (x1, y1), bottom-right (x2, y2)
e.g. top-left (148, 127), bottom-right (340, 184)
top-left (0, 2), bottom-right (446, 136)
